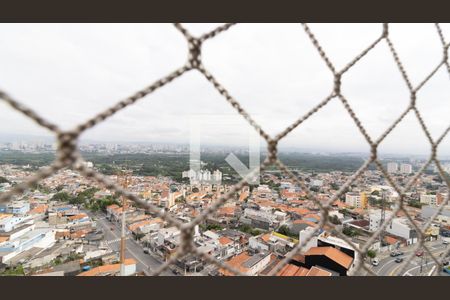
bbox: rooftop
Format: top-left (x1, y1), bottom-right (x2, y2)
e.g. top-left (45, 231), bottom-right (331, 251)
top-left (305, 246), bottom-right (353, 269)
top-left (77, 258), bottom-right (136, 276)
top-left (277, 264), bottom-right (332, 276)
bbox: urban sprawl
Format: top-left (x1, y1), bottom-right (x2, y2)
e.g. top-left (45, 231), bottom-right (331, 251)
top-left (0, 146), bottom-right (449, 276)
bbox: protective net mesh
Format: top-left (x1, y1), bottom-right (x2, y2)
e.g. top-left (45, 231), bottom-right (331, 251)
top-left (0, 23), bottom-right (449, 276)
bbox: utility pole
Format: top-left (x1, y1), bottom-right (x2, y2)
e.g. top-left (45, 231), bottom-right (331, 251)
top-left (379, 189), bottom-right (387, 247)
top-left (119, 168), bottom-right (132, 276)
top-left (420, 252), bottom-right (424, 275)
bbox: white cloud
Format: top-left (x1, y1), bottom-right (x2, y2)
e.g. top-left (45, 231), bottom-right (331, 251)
top-left (0, 23), bottom-right (448, 155)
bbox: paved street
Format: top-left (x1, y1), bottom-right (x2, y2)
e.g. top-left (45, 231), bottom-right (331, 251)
top-left (370, 238), bottom-right (450, 276)
top-left (86, 210), bottom-right (449, 277)
top-left (88, 211), bottom-right (175, 276)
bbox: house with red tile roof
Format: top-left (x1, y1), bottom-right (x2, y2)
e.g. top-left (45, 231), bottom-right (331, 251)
top-left (277, 263), bottom-right (332, 276)
top-left (77, 258), bottom-right (136, 276)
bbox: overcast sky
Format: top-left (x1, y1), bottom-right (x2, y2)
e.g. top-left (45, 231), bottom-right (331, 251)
top-left (0, 23), bottom-right (449, 156)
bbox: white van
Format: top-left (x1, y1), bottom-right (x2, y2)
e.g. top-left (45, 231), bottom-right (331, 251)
top-left (372, 258), bottom-right (379, 266)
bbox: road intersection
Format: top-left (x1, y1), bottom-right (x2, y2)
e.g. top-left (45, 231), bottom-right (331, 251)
top-left (371, 239), bottom-right (449, 276)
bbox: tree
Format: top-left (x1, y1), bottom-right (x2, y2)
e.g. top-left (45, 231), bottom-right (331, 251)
top-left (51, 191), bottom-right (72, 202)
top-left (52, 257), bottom-right (63, 266)
top-left (339, 208), bottom-right (350, 215)
top-left (330, 183), bottom-right (339, 190)
top-left (206, 224), bottom-right (223, 231)
top-left (0, 176), bottom-right (10, 184)
top-left (367, 250), bottom-right (377, 259)
top-left (277, 225), bottom-right (291, 236)
top-left (310, 186), bottom-right (319, 192)
top-left (238, 224), bottom-right (262, 236)
top-left (408, 200), bottom-right (422, 209)
top-left (277, 225), bottom-right (298, 238)
top-left (368, 196), bottom-right (381, 207)
top-left (0, 264), bottom-right (25, 276)
top-left (343, 227), bottom-right (357, 237)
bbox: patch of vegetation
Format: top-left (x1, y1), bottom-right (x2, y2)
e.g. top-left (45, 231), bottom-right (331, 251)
top-left (0, 264), bottom-right (25, 276)
top-left (309, 186), bottom-right (320, 192)
top-left (265, 180), bottom-right (280, 191)
top-left (51, 187), bottom-right (119, 212)
top-left (276, 225), bottom-right (298, 238)
top-left (238, 224), bottom-right (262, 236)
top-left (199, 223), bottom-right (224, 232)
top-left (29, 182), bottom-right (52, 194)
top-left (0, 176), bottom-right (10, 184)
top-left (0, 151), bottom-right (375, 183)
top-left (329, 215), bottom-right (341, 225)
top-left (371, 190), bottom-right (380, 196)
top-left (66, 253), bottom-right (84, 262)
top-left (51, 191), bottom-right (72, 202)
top-left (342, 227), bottom-right (360, 237)
top-left (330, 182), bottom-right (339, 190)
top-left (86, 195), bottom-right (120, 212)
top-left (338, 208), bottom-right (351, 216)
top-left (0, 151), bottom-right (55, 167)
top-left (367, 249), bottom-right (377, 259)
top-left (52, 258), bottom-right (63, 266)
top-left (408, 200), bottom-right (423, 209)
top-left (368, 196), bottom-right (382, 207)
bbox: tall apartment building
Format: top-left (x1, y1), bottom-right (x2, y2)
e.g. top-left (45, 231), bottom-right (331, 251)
top-left (387, 162), bottom-right (398, 173)
top-left (421, 192), bottom-right (448, 207)
top-left (213, 170), bottom-right (223, 182)
top-left (400, 163), bottom-right (413, 174)
top-left (369, 209), bottom-right (394, 232)
top-left (182, 169), bottom-right (222, 183)
top-left (345, 192), bottom-right (368, 209)
top-left (420, 193), bottom-right (437, 206)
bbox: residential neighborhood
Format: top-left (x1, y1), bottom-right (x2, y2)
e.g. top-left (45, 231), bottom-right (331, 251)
top-left (0, 158), bottom-right (449, 277)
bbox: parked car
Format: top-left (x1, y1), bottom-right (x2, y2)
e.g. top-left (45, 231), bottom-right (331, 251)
top-left (416, 250), bottom-right (424, 257)
top-left (443, 240), bottom-right (449, 245)
top-left (395, 257), bottom-right (404, 263)
top-left (372, 258), bottom-right (379, 266)
top-left (390, 251), bottom-right (403, 257)
top-left (143, 248), bottom-right (149, 254)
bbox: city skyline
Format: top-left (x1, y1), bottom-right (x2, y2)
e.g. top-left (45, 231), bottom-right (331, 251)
top-left (1, 133), bottom-right (449, 159)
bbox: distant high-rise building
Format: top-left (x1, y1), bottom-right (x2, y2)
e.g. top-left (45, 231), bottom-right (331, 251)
top-left (345, 192), bottom-right (368, 209)
top-left (399, 163), bottom-right (413, 174)
top-left (387, 162), bottom-right (398, 173)
top-left (213, 170), bottom-right (222, 182)
top-left (182, 169), bottom-right (221, 183)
